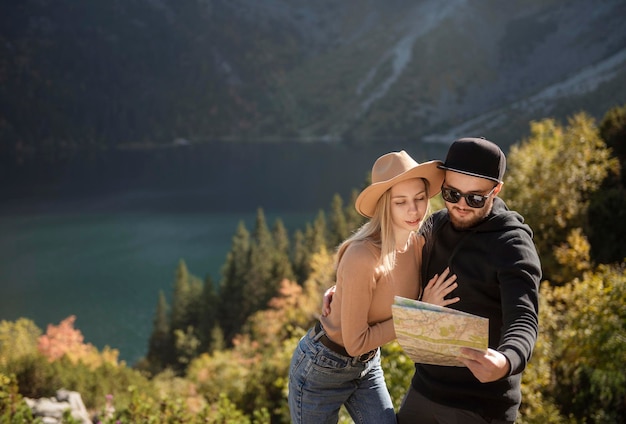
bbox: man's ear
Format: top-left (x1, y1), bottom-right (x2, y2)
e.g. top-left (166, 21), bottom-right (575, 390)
top-left (494, 182), bottom-right (504, 195)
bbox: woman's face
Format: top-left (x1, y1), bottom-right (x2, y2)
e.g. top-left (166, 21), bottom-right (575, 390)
top-left (389, 178), bottom-right (428, 241)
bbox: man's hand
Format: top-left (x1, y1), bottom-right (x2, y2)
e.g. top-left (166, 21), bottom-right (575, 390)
top-left (421, 267), bottom-right (460, 307)
top-left (321, 285), bottom-right (336, 317)
top-left (458, 348), bottom-right (510, 383)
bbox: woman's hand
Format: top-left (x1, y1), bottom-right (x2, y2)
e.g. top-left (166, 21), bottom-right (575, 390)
top-left (421, 267), bottom-right (460, 307)
top-left (321, 285), bottom-right (336, 316)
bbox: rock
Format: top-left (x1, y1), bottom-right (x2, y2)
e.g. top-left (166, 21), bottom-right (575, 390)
top-left (25, 389), bottom-right (92, 424)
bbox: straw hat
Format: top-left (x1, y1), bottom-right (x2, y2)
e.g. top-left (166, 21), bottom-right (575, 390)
top-left (355, 150), bottom-right (444, 217)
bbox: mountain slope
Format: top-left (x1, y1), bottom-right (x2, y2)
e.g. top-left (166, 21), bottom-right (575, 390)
top-left (270, 0), bottom-right (626, 145)
top-left (1, 0), bottom-right (624, 158)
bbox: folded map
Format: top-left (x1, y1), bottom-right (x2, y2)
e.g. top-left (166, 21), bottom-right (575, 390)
top-left (391, 296), bottom-right (489, 367)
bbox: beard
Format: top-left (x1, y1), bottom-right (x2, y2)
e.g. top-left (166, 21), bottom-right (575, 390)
top-left (448, 199), bottom-right (494, 230)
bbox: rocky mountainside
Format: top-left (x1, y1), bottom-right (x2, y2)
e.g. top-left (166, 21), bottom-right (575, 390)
top-left (1, 0), bottom-right (625, 157)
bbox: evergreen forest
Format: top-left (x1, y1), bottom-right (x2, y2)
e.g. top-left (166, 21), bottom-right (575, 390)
top-left (1, 105), bottom-right (626, 423)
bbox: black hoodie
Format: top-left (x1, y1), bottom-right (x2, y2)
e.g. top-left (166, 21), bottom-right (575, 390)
top-left (411, 197), bottom-right (542, 422)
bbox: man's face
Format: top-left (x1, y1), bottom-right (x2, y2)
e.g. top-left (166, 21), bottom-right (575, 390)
top-left (442, 171), bottom-right (501, 230)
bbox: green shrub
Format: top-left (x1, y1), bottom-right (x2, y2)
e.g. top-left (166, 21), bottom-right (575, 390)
top-left (544, 263), bottom-right (626, 423)
top-left (0, 373), bottom-right (42, 424)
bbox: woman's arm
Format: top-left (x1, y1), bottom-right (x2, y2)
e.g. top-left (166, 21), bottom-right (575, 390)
top-left (323, 267), bottom-right (460, 317)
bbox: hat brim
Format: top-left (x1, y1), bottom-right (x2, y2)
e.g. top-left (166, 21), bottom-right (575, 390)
top-left (355, 160), bottom-right (444, 218)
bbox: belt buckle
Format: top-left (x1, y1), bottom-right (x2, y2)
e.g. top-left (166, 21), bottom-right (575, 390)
top-left (358, 349), bottom-right (377, 362)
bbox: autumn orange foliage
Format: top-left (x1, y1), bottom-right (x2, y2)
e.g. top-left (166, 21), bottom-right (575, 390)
top-left (37, 315), bottom-right (120, 368)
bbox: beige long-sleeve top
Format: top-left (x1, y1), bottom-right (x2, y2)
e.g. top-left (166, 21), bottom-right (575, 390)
top-left (319, 232), bottom-right (424, 356)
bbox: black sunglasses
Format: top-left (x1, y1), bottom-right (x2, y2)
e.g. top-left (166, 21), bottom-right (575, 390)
top-left (441, 185), bottom-right (498, 208)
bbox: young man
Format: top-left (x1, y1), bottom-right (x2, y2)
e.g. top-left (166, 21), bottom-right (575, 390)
top-left (396, 137), bottom-right (542, 424)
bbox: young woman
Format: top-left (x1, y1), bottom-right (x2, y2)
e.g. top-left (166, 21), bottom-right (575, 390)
top-left (288, 150), bottom-right (460, 424)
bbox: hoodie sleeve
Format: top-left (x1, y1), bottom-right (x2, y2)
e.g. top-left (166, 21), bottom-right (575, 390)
top-left (496, 226), bottom-right (542, 375)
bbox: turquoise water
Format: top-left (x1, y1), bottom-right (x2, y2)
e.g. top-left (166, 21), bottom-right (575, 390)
top-left (0, 209), bottom-right (315, 364)
top-left (0, 142), bottom-right (446, 365)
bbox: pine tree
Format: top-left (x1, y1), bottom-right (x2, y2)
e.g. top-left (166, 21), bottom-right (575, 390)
top-left (589, 104), bottom-right (626, 263)
top-left (291, 229), bottom-right (308, 283)
top-left (292, 211), bottom-right (329, 282)
top-left (309, 210), bottom-right (327, 252)
top-left (599, 103), bottom-right (626, 180)
top-left (328, 193), bottom-right (348, 249)
top-left (344, 188), bottom-right (365, 234)
top-left (186, 276), bottom-right (205, 329)
top-left (243, 208), bottom-right (278, 322)
top-left (218, 221), bottom-right (251, 344)
top-left (271, 219), bottom-right (294, 280)
top-left (197, 275), bottom-right (219, 352)
top-left (146, 291), bottom-right (171, 370)
top-left (169, 259), bottom-right (203, 371)
top-left (170, 259), bottom-right (192, 332)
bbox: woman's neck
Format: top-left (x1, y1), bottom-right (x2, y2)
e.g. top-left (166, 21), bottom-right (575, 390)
top-left (395, 231), bottom-right (412, 252)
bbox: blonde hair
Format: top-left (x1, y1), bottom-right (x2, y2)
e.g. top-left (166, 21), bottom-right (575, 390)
top-left (335, 177), bottom-right (431, 276)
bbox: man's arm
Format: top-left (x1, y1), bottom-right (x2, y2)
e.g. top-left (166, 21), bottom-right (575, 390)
top-left (496, 233), bottom-right (542, 376)
top-left (462, 230), bottom-right (541, 382)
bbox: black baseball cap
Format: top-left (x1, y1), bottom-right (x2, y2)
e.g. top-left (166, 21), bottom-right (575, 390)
top-left (438, 137), bottom-right (506, 183)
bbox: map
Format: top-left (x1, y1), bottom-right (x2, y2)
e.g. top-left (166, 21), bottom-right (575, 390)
top-left (391, 296), bottom-right (489, 367)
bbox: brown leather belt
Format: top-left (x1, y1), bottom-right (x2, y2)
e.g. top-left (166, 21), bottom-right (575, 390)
top-left (314, 321), bottom-right (378, 362)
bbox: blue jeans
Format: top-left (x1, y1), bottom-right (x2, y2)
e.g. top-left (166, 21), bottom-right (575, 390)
top-left (288, 326), bottom-right (396, 424)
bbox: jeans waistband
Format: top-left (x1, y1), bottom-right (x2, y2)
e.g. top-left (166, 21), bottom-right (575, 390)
top-left (313, 321), bottom-right (378, 363)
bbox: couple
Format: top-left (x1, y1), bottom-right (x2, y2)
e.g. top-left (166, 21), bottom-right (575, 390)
top-left (288, 138), bottom-right (542, 424)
